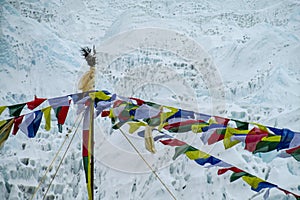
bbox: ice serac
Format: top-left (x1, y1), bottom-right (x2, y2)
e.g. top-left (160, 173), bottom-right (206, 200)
top-left (0, 0), bottom-right (299, 199)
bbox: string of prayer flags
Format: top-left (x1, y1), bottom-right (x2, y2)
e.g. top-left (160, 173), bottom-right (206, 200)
top-left (0, 95), bottom-right (47, 118)
top-left (0, 90), bottom-right (299, 199)
top-left (97, 92), bottom-right (300, 162)
top-left (192, 120), bottom-right (300, 160)
top-left (0, 91), bottom-right (117, 144)
top-left (0, 92), bottom-right (81, 141)
top-left (159, 136), bottom-right (300, 199)
top-left (217, 167), bottom-right (277, 192)
top-left (160, 138), bottom-right (230, 168)
top-left (217, 167), bottom-right (300, 199)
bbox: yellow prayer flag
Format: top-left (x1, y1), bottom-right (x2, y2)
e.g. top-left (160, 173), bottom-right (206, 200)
top-left (109, 109), bottom-right (115, 118)
top-left (0, 120), bottom-right (7, 127)
top-left (144, 125), bottom-right (156, 153)
top-left (89, 91), bottom-right (110, 101)
top-left (42, 107), bottom-right (51, 131)
top-left (242, 176), bottom-right (264, 190)
top-left (0, 106), bottom-right (7, 115)
top-left (0, 119), bottom-right (14, 147)
top-left (223, 127), bottom-right (249, 149)
top-left (261, 135), bottom-right (281, 142)
top-left (191, 124), bottom-right (208, 133)
top-left (128, 121), bottom-right (146, 133)
top-left (208, 117), bottom-right (218, 125)
top-left (185, 150), bottom-right (210, 160)
top-left (160, 106), bottom-right (178, 124)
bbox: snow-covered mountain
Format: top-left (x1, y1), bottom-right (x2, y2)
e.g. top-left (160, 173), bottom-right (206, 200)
top-left (0, 0), bottom-right (299, 199)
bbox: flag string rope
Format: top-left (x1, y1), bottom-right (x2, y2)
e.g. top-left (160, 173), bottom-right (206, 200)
top-left (118, 127), bottom-right (177, 200)
top-left (30, 112), bottom-right (84, 200)
top-left (156, 130), bottom-right (300, 199)
top-left (41, 110), bottom-right (85, 200)
top-left (30, 136), bottom-right (68, 200)
top-left (1, 90), bottom-right (299, 198)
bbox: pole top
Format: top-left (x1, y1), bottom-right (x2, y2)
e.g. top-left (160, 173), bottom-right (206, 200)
top-left (81, 45), bottom-right (96, 67)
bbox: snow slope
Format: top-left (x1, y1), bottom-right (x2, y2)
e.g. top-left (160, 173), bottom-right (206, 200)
top-left (0, 0), bottom-right (300, 199)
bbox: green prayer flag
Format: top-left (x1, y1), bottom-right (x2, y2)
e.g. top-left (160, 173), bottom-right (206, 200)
top-left (173, 144), bottom-right (198, 160)
top-left (253, 141), bottom-right (279, 153)
top-left (145, 118), bottom-right (161, 127)
top-left (8, 103), bottom-right (26, 117)
top-left (230, 172), bottom-right (249, 182)
top-left (112, 121), bottom-right (127, 130)
top-left (216, 128), bottom-right (226, 135)
top-left (232, 119), bottom-right (249, 130)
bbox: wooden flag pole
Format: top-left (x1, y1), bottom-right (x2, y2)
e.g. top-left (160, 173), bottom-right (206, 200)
top-left (89, 97), bottom-right (94, 200)
top-left (79, 46), bottom-right (96, 200)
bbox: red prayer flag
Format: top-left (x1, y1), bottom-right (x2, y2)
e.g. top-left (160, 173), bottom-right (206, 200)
top-left (160, 138), bottom-right (187, 146)
top-left (101, 110), bottom-right (110, 117)
top-left (214, 116), bottom-right (230, 125)
top-left (12, 115), bottom-right (24, 135)
top-left (56, 106), bottom-right (70, 125)
top-left (217, 167), bottom-right (244, 175)
top-left (82, 130), bottom-right (89, 157)
top-left (163, 119), bottom-right (205, 130)
top-left (208, 130), bottom-right (225, 145)
top-left (286, 145), bottom-right (300, 154)
top-left (245, 127), bottom-right (269, 152)
top-left (113, 100), bottom-right (125, 108)
top-left (130, 97), bottom-right (145, 106)
top-left (27, 96), bottom-right (47, 110)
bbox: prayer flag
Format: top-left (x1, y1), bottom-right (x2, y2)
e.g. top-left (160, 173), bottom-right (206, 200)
top-left (48, 96), bottom-right (70, 108)
top-left (0, 119), bottom-right (14, 147)
top-left (82, 105), bottom-right (93, 200)
top-left (8, 103), bottom-right (26, 117)
top-left (12, 115), bottom-right (24, 135)
top-left (53, 105), bottom-right (70, 133)
top-left (0, 106), bottom-right (6, 115)
top-left (27, 96), bottom-right (47, 110)
top-left (42, 107), bottom-right (51, 131)
top-left (245, 127), bottom-right (269, 152)
top-left (144, 125), bottom-right (156, 153)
